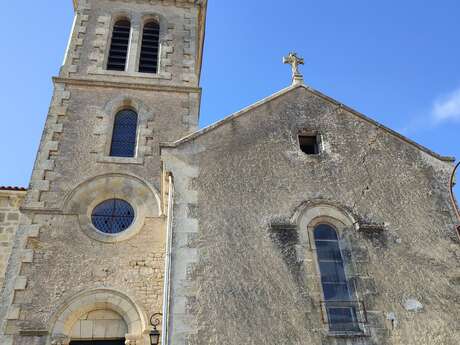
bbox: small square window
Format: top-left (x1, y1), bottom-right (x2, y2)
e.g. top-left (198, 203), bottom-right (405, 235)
top-left (299, 134), bottom-right (319, 155)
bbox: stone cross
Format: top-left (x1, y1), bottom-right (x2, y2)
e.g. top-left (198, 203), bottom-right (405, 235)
top-left (283, 52), bottom-right (304, 85)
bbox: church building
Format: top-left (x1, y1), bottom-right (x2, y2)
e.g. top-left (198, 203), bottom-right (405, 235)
top-left (1, 1), bottom-right (459, 345)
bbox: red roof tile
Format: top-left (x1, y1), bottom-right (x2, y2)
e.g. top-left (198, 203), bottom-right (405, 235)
top-left (0, 186), bottom-right (27, 191)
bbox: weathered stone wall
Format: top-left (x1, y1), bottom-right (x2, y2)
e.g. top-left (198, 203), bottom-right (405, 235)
top-left (0, 1), bottom-right (205, 344)
top-left (62, 0), bottom-right (204, 88)
top-left (0, 190), bottom-right (25, 294)
top-left (25, 82), bottom-right (200, 211)
top-left (164, 85), bottom-right (460, 345)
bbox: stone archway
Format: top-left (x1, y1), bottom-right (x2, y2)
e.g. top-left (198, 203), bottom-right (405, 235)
top-left (49, 289), bottom-right (147, 345)
top-left (69, 309), bottom-right (127, 341)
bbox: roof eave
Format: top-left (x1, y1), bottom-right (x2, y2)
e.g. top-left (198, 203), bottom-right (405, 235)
top-left (161, 83), bottom-right (455, 163)
top-left (73, 0), bottom-right (207, 12)
top-left (0, 188), bottom-right (27, 197)
top-left (302, 85), bottom-right (456, 163)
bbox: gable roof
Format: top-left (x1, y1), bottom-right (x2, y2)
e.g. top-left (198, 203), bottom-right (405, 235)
top-left (161, 83), bottom-right (455, 163)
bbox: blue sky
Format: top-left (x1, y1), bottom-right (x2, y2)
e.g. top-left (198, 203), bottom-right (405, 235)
top-left (0, 0), bottom-right (458, 198)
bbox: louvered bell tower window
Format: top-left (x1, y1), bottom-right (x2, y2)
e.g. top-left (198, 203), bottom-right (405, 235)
top-left (139, 21), bottom-right (160, 73)
top-left (110, 110), bottom-right (138, 157)
top-left (107, 20), bottom-right (131, 71)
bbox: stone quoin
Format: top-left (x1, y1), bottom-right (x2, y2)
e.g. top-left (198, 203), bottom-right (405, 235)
top-left (0, 1), bottom-right (459, 345)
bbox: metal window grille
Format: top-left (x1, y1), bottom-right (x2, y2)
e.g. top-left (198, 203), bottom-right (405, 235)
top-left (107, 20), bottom-right (131, 71)
top-left (110, 109), bottom-right (138, 157)
top-left (139, 21), bottom-right (160, 73)
top-left (320, 300), bottom-right (367, 332)
top-left (91, 199), bottom-right (135, 234)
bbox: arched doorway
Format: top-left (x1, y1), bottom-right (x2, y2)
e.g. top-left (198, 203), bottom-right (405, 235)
top-left (50, 289), bottom-right (147, 345)
top-left (68, 309), bottom-right (127, 345)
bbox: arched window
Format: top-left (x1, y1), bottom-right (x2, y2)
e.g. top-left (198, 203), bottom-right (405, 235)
top-left (110, 109), bottom-right (138, 157)
top-left (314, 224), bottom-right (360, 332)
top-left (139, 20), bottom-right (160, 73)
top-left (107, 19), bottom-right (131, 71)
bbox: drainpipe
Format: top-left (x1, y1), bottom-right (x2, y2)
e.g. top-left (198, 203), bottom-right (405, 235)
top-left (162, 173), bottom-right (174, 345)
top-left (449, 161), bottom-right (460, 241)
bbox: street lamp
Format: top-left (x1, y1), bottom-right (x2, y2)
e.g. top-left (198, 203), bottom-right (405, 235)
top-left (149, 313), bottom-right (162, 345)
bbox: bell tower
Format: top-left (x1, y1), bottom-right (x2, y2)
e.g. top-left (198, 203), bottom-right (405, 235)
top-left (62, 0), bottom-right (207, 131)
top-left (0, 1), bottom-right (207, 345)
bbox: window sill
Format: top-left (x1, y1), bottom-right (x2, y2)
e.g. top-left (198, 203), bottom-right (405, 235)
top-left (301, 152), bottom-right (322, 158)
top-left (97, 156), bottom-right (144, 165)
top-left (89, 68), bottom-right (172, 80)
top-left (289, 149), bottom-right (324, 160)
top-left (326, 330), bottom-right (369, 338)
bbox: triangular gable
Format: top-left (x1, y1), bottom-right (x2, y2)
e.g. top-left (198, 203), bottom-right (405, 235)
top-left (161, 83), bottom-right (455, 163)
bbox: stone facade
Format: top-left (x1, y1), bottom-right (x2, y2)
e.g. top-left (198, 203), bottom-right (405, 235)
top-left (0, 1), bottom-right (206, 345)
top-left (162, 85), bottom-right (460, 345)
top-left (0, 189), bottom-right (26, 295)
top-left (1, 1), bottom-right (459, 345)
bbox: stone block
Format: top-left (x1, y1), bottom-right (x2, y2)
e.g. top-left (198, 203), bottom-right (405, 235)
top-left (22, 250), bottom-right (34, 263)
top-left (26, 225), bottom-right (41, 237)
top-left (80, 320), bottom-right (93, 338)
top-left (32, 180), bottom-right (51, 192)
top-left (95, 28), bottom-right (107, 35)
top-left (38, 159), bottom-right (55, 171)
top-left (42, 141), bottom-right (59, 153)
top-left (14, 276), bottom-right (27, 290)
top-left (7, 306), bottom-right (20, 320)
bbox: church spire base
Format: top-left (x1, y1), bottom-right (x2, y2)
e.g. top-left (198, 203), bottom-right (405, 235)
top-left (283, 52), bottom-right (305, 86)
top-left (292, 74), bottom-right (304, 85)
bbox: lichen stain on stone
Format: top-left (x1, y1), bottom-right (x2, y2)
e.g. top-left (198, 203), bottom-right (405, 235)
top-left (360, 228), bottom-right (388, 248)
top-left (168, 87), bottom-right (460, 345)
top-left (268, 226), bottom-right (306, 290)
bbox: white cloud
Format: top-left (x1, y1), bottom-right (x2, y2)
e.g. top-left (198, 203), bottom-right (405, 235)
top-left (433, 88), bottom-right (460, 122)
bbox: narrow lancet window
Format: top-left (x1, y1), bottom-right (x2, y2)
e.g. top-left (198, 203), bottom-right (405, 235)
top-left (139, 21), bottom-right (160, 73)
top-left (314, 224), bottom-right (360, 332)
top-left (110, 109), bottom-right (138, 157)
top-left (107, 19), bottom-right (131, 71)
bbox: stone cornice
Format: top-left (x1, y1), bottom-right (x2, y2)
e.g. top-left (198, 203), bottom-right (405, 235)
top-left (0, 190), bottom-right (27, 198)
top-left (73, 0), bottom-right (208, 11)
top-left (53, 76), bottom-right (202, 94)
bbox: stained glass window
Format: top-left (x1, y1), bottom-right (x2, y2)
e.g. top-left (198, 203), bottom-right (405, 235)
top-left (91, 199), bottom-right (134, 234)
top-left (314, 224), bottom-right (360, 332)
top-left (110, 109), bottom-right (138, 157)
